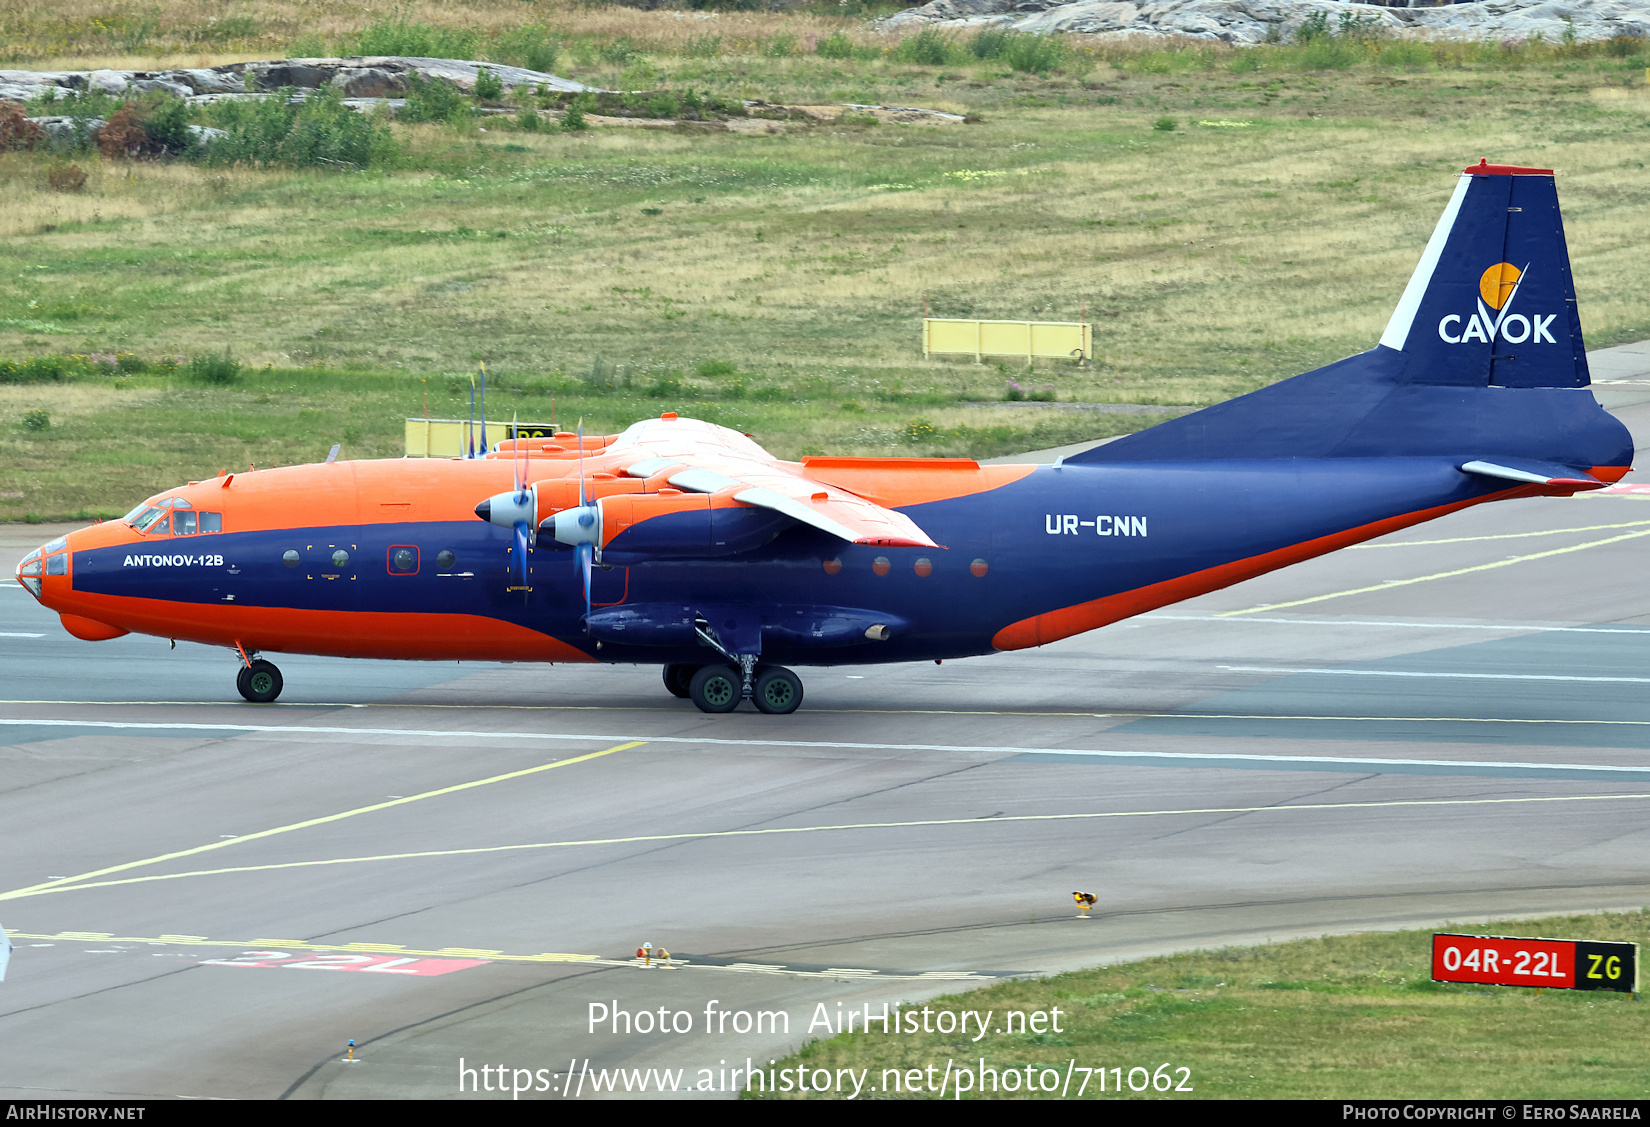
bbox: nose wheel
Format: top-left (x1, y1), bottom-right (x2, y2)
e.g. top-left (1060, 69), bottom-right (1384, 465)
top-left (236, 659), bottom-right (283, 703)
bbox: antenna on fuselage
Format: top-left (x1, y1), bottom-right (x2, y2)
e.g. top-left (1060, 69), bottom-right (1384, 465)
top-left (478, 363), bottom-right (488, 455)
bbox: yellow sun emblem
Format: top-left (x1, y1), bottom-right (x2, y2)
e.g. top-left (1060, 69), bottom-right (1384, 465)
top-left (1479, 262), bottom-right (1522, 310)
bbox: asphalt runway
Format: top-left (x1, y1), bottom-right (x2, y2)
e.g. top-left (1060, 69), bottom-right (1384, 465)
top-left (3, 349), bottom-right (1650, 1100)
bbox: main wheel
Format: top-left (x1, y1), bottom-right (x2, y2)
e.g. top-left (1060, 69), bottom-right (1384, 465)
top-left (662, 663), bottom-right (696, 699)
top-left (238, 659), bottom-right (283, 703)
top-left (688, 665), bottom-right (741, 714)
top-left (752, 666), bottom-right (803, 715)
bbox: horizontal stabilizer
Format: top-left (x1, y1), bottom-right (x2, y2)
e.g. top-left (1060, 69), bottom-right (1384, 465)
top-left (1460, 459), bottom-right (1605, 492)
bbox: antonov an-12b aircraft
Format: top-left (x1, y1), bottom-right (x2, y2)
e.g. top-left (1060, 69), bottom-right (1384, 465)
top-left (16, 162), bottom-right (1632, 713)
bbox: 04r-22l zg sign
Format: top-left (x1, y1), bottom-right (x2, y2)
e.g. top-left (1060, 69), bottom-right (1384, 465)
top-left (1431, 933), bottom-right (1640, 993)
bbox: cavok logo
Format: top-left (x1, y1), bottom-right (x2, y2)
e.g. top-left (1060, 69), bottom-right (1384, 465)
top-left (1437, 262), bottom-right (1557, 346)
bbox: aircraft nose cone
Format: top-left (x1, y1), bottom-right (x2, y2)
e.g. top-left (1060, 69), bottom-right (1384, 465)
top-left (474, 499), bottom-right (491, 521)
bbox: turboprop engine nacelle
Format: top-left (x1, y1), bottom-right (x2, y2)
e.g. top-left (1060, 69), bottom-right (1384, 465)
top-left (475, 489), bottom-right (537, 530)
top-left (550, 505), bottom-right (601, 548)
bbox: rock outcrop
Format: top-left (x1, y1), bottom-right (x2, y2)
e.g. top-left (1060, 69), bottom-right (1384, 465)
top-left (880, 0), bottom-right (1650, 44)
top-left (0, 57), bottom-right (589, 108)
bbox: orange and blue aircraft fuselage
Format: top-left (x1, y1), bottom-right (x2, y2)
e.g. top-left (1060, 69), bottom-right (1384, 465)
top-left (15, 163), bottom-right (1635, 703)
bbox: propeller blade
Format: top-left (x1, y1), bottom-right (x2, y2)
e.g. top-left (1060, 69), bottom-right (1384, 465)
top-left (576, 420), bottom-right (587, 508)
top-left (513, 520), bottom-right (531, 590)
top-left (511, 411), bottom-right (523, 498)
top-left (575, 541), bottom-right (593, 624)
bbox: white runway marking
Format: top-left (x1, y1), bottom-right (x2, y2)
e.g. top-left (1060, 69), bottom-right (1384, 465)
top-left (1147, 615), bottom-right (1650, 635)
top-left (1, 717), bottom-right (1646, 780)
top-left (1223, 665), bottom-right (1650, 685)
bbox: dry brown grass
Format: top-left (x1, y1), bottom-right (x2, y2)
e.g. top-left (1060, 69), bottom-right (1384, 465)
top-left (1, 0), bottom-right (873, 68)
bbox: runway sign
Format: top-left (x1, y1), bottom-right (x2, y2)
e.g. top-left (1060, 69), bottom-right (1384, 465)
top-left (1431, 933), bottom-right (1639, 993)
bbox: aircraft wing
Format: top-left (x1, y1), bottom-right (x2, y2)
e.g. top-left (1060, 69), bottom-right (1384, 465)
top-left (611, 417), bottom-right (938, 548)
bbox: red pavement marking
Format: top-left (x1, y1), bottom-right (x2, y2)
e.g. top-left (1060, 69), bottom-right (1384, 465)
top-left (200, 950), bottom-right (488, 976)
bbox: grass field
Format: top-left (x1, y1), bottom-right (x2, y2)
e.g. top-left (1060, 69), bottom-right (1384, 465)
top-left (753, 910), bottom-right (1650, 1100)
top-left (3, 3), bottom-right (1650, 520)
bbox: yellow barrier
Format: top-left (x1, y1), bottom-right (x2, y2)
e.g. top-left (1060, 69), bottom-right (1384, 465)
top-left (923, 318), bottom-right (1092, 363)
top-left (407, 420), bottom-right (564, 456)
top-left (405, 419), bottom-right (503, 457)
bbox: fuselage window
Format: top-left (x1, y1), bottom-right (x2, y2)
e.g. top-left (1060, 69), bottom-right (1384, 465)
top-left (283, 550), bottom-right (300, 567)
top-left (174, 511), bottom-right (197, 535)
top-left (199, 512), bottom-right (222, 534)
top-left (332, 549), bottom-right (351, 568)
top-left (436, 549), bottom-right (456, 571)
top-left (388, 546), bottom-right (419, 575)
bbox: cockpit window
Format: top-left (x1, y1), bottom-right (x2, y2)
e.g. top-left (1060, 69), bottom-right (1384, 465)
top-left (46, 553), bottom-right (67, 576)
top-left (133, 507), bottom-right (169, 533)
top-left (174, 511), bottom-right (197, 535)
top-left (167, 498), bottom-right (193, 509)
top-left (122, 502), bottom-right (150, 523)
top-left (44, 536), bottom-right (67, 554)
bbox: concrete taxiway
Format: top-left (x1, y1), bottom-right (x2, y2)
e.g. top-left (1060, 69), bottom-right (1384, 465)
top-left (2, 346), bottom-right (1649, 1100)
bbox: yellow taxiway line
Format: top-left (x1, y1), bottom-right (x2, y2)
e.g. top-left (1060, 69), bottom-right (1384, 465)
top-left (11, 791), bottom-right (1650, 902)
top-left (0, 740), bottom-right (642, 903)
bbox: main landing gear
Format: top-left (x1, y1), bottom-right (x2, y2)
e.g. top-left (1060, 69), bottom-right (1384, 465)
top-left (665, 663), bottom-right (804, 715)
top-left (236, 658), bottom-right (283, 703)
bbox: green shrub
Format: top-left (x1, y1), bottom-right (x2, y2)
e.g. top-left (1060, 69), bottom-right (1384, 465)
top-left (22, 409), bottom-right (50, 431)
top-left (141, 97), bottom-right (197, 156)
top-left (490, 25), bottom-right (560, 73)
top-left (646, 91), bottom-right (680, 118)
top-left (516, 106), bottom-right (542, 132)
top-left (695, 359), bottom-right (736, 378)
top-left (287, 34), bottom-right (327, 58)
top-left (206, 87), bottom-right (400, 168)
top-left (892, 29), bottom-right (961, 66)
top-left (766, 33), bottom-right (797, 58)
top-left (1154, 115), bottom-right (1177, 131)
top-left (188, 352), bottom-right (240, 385)
top-left (353, 16), bottom-right (480, 60)
top-left (1001, 32), bottom-right (1067, 74)
top-left (561, 95), bottom-right (591, 131)
top-left (816, 32), bottom-right (856, 60)
top-left (473, 66), bottom-right (504, 102)
top-left (1294, 11), bottom-right (1331, 44)
top-left (398, 73), bottom-right (470, 126)
top-left (969, 27), bottom-right (1011, 60)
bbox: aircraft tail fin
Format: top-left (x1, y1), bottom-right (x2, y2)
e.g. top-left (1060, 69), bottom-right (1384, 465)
top-left (1378, 160), bottom-right (1588, 389)
top-left (1066, 162), bottom-right (1629, 471)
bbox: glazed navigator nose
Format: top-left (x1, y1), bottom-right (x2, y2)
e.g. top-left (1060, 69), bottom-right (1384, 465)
top-left (14, 533), bottom-right (67, 599)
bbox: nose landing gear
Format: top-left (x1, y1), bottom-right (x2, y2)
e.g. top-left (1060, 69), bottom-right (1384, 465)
top-left (236, 658), bottom-right (284, 703)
